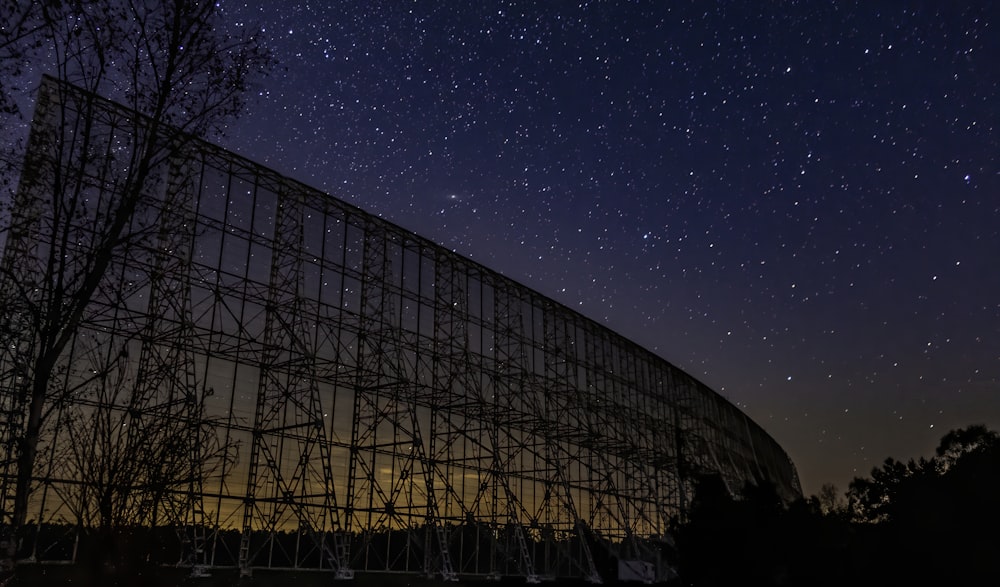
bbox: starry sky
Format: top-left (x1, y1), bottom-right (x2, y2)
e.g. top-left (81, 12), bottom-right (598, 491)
top-left (212, 1), bottom-right (1000, 497)
top-left (8, 1), bottom-right (994, 498)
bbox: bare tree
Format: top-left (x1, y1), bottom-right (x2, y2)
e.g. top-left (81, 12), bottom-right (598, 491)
top-left (0, 0), bottom-right (271, 572)
top-left (0, 1), bottom-right (44, 246)
top-left (0, 1), bottom-right (43, 117)
top-left (55, 338), bottom-right (234, 531)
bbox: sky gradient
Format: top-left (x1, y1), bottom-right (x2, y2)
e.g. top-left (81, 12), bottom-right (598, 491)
top-left (22, 1), bottom-right (994, 497)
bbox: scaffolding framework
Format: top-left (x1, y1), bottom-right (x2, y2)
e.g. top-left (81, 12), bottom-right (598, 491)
top-left (0, 77), bottom-right (801, 582)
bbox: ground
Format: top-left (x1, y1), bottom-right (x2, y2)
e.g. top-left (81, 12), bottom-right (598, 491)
top-left (11, 565), bottom-right (639, 587)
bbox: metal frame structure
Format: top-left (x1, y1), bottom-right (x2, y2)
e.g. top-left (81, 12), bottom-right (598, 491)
top-left (0, 77), bottom-right (800, 583)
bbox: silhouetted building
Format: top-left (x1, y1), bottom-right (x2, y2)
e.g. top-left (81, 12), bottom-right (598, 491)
top-left (0, 77), bottom-right (799, 582)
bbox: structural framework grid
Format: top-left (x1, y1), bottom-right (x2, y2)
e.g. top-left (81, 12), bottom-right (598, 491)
top-left (0, 77), bottom-right (800, 583)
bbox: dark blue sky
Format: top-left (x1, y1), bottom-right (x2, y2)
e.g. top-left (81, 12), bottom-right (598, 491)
top-left (216, 1), bottom-right (1000, 495)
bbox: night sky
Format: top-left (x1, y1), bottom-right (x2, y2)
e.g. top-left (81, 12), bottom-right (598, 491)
top-left (11, 2), bottom-right (998, 497)
top-left (215, 1), bottom-right (1000, 496)
top-left (211, 0), bottom-right (1000, 494)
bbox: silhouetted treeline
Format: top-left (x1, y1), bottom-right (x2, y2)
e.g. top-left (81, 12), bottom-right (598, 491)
top-left (672, 425), bottom-right (1000, 586)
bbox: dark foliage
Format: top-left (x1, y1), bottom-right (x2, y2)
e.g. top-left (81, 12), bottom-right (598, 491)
top-left (674, 425), bottom-right (1000, 586)
top-left (847, 425), bottom-right (1000, 586)
top-left (673, 475), bottom-right (851, 587)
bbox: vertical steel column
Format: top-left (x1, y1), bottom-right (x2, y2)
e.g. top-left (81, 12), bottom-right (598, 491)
top-left (424, 251), bottom-right (480, 581)
top-left (491, 282), bottom-right (538, 582)
top-left (0, 83), bottom-right (59, 574)
top-left (0, 256), bottom-right (32, 576)
top-left (347, 224), bottom-right (431, 573)
top-left (144, 155), bottom-right (210, 576)
top-left (345, 222), bottom-right (386, 567)
top-left (0, 319), bottom-right (29, 577)
top-left (651, 366), bottom-right (681, 525)
top-left (541, 308), bottom-right (600, 583)
top-left (238, 187), bottom-right (350, 578)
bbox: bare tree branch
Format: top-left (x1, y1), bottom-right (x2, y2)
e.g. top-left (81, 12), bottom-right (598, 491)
top-left (0, 0), bottom-right (273, 575)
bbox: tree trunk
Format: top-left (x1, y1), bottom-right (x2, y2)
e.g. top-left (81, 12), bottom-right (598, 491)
top-left (11, 349), bottom-right (55, 531)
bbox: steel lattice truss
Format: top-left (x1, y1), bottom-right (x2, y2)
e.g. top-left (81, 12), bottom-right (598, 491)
top-left (0, 78), bottom-right (800, 582)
